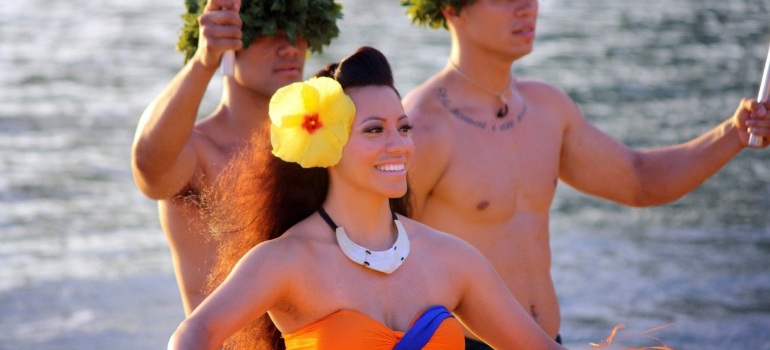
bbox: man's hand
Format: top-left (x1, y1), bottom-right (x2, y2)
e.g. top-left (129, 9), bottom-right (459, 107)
top-left (733, 98), bottom-right (770, 148)
top-left (194, 0), bottom-right (243, 70)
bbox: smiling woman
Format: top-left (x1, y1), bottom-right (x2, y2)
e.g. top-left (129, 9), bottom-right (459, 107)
top-left (332, 85), bottom-right (413, 201)
top-left (166, 47), bottom-right (566, 350)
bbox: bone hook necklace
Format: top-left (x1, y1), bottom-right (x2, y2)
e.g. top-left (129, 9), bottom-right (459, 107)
top-left (450, 60), bottom-right (513, 118)
top-left (318, 208), bottom-right (409, 274)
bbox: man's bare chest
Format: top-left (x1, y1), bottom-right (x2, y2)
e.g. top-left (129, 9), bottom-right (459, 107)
top-left (430, 129), bottom-right (561, 215)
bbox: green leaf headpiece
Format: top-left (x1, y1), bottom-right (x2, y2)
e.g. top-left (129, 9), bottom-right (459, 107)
top-left (400, 0), bottom-right (477, 29)
top-left (177, 0), bottom-right (343, 64)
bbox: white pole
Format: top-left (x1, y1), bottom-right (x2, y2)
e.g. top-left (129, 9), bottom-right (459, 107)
top-left (748, 44), bottom-right (770, 147)
top-left (221, 50), bottom-right (235, 77)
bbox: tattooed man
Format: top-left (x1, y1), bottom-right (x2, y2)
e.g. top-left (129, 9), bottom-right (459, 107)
top-left (401, 0), bottom-right (770, 347)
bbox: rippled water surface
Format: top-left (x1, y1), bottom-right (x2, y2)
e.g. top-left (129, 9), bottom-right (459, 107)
top-left (1, 1), bottom-right (769, 349)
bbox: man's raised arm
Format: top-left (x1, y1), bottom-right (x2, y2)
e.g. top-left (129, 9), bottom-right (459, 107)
top-left (131, 0), bottom-right (242, 199)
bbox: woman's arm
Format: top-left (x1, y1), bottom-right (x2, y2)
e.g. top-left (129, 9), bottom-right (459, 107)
top-left (450, 241), bottom-right (566, 350)
top-left (168, 240), bottom-right (291, 349)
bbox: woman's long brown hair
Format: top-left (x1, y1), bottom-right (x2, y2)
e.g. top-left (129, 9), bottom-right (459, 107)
top-left (202, 46), bottom-right (413, 349)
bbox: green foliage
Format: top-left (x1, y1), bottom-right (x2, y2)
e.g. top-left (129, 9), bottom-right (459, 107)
top-left (177, 0), bottom-right (343, 64)
top-left (177, 0), bottom-right (206, 63)
top-left (400, 0), bottom-right (477, 29)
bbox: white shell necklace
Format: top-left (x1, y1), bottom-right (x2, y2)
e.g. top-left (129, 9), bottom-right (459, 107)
top-left (318, 208), bottom-right (410, 274)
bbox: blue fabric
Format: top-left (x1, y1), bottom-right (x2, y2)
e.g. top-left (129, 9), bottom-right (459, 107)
top-left (393, 306), bottom-right (454, 350)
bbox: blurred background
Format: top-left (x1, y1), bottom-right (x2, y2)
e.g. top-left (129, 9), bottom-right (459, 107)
top-left (1, 0), bottom-right (768, 348)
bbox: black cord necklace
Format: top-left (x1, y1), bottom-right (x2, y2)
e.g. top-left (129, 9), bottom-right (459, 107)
top-left (450, 60), bottom-right (511, 119)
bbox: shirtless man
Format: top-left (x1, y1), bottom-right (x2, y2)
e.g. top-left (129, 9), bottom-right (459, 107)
top-left (400, 0), bottom-right (770, 347)
top-left (131, 0), bottom-right (341, 315)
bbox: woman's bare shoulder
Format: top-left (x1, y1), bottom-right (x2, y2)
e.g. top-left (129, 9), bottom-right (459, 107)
top-left (239, 215), bottom-right (329, 267)
top-left (398, 216), bottom-right (485, 261)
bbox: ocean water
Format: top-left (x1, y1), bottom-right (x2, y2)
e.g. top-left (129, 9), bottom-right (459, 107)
top-left (1, 0), bottom-right (768, 349)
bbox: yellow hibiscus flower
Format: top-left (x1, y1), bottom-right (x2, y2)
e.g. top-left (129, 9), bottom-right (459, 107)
top-left (269, 76), bottom-right (355, 168)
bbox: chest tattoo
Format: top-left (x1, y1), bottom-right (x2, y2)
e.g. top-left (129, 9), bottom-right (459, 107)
top-left (435, 87), bottom-right (526, 132)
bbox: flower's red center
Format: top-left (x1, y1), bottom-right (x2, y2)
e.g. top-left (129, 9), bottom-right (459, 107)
top-left (302, 113), bottom-right (322, 134)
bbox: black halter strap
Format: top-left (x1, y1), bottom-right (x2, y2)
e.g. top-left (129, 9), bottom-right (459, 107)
top-left (317, 207), bottom-right (397, 231)
top-left (317, 207), bottom-right (338, 229)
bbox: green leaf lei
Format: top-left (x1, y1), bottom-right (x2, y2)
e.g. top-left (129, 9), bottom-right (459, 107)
top-left (177, 0), bottom-right (343, 64)
top-left (400, 0), bottom-right (477, 29)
